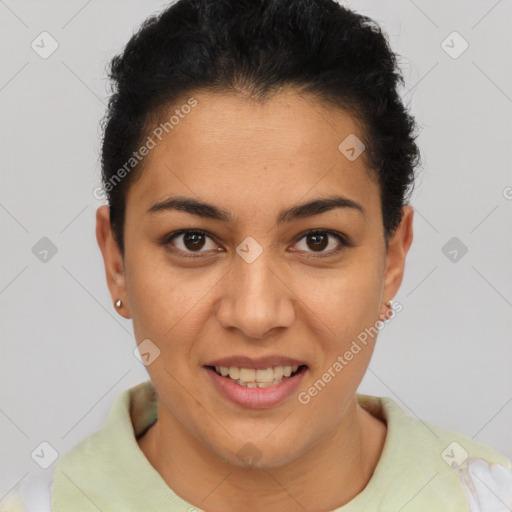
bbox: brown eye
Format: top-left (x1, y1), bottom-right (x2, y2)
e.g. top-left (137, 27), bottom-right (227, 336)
top-left (164, 230), bottom-right (220, 257)
top-left (182, 231), bottom-right (206, 251)
top-left (293, 230), bottom-right (349, 256)
top-left (306, 233), bottom-right (329, 251)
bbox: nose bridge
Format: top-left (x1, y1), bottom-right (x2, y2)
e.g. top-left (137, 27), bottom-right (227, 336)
top-left (234, 234), bottom-right (277, 294)
top-left (237, 251), bottom-right (277, 304)
top-left (216, 242), bottom-right (295, 338)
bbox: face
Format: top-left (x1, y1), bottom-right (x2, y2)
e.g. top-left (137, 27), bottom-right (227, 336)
top-left (97, 88), bottom-right (413, 468)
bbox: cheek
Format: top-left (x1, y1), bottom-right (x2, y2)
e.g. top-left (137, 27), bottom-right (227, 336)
top-left (297, 272), bottom-right (382, 422)
top-left (301, 251), bottom-right (384, 346)
top-left (124, 245), bottom-right (222, 358)
top-left (297, 249), bottom-right (384, 412)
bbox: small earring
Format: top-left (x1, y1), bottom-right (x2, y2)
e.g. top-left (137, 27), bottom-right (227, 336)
top-left (385, 300), bottom-right (392, 307)
top-left (115, 299), bottom-right (123, 308)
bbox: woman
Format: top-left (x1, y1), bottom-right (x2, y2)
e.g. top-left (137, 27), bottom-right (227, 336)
top-left (2, 0), bottom-right (511, 510)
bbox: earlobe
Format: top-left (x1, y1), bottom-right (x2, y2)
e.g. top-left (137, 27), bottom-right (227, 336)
top-left (95, 206), bottom-right (131, 319)
top-left (382, 205), bottom-right (414, 302)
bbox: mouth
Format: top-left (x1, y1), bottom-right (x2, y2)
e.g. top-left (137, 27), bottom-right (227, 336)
top-left (206, 364), bottom-right (308, 388)
top-left (203, 358), bottom-right (309, 408)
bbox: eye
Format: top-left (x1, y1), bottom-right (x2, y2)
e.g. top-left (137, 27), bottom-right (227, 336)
top-left (292, 229), bottom-right (350, 257)
top-left (162, 228), bottom-right (351, 259)
top-left (163, 229), bottom-right (221, 258)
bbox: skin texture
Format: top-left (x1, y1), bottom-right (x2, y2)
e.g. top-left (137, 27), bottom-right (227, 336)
top-left (96, 89), bottom-right (413, 511)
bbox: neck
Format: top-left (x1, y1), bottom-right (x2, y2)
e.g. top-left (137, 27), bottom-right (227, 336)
top-left (137, 396), bottom-right (387, 512)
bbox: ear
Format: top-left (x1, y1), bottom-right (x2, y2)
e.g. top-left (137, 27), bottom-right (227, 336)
top-left (382, 205), bottom-right (414, 305)
top-left (96, 205), bottom-right (131, 319)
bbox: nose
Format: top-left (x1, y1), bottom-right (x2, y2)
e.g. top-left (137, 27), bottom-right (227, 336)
top-left (215, 250), bottom-right (295, 340)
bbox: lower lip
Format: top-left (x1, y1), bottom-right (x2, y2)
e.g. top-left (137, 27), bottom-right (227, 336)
top-left (205, 366), bottom-right (307, 409)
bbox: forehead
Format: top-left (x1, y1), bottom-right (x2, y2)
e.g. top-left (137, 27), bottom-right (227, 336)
top-left (126, 89), bottom-right (380, 219)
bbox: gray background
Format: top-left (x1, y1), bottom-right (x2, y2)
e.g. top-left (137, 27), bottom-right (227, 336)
top-left (1, 0), bottom-right (511, 498)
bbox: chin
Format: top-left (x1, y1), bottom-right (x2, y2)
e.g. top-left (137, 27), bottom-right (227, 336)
top-left (209, 434), bottom-right (309, 470)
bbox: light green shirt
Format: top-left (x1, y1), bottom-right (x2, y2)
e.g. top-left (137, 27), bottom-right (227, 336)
top-left (2, 380), bottom-right (512, 511)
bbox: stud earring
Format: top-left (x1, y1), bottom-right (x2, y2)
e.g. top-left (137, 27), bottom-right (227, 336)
top-left (379, 300), bottom-right (393, 322)
top-left (115, 299), bottom-right (123, 308)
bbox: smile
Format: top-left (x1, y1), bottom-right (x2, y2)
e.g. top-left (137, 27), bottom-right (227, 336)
top-left (211, 365), bottom-right (304, 388)
top-left (204, 362), bottom-right (308, 408)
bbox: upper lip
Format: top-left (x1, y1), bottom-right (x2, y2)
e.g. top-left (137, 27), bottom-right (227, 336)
top-left (204, 355), bottom-right (308, 370)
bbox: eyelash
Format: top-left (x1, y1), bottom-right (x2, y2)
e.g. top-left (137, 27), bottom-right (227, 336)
top-left (160, 228), bottom-right (352, 259)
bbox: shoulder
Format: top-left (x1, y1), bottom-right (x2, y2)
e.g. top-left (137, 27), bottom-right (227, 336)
top-left (370, 394), bottom-right (512, 510)
top-left (358, 395), bottom-right (512, 512)
top-left (458, 457), bottom-right (512, 511)
top-left (0, 469), bottom-right (55, 512)
top-left (369, 394), bottom-right (511, 466)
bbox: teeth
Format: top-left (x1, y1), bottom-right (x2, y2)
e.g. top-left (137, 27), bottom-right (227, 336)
top-left (255, 368), bottom-right (274, 383)
top-left (256, 381), bottom-right (275, 388)
top-left (274, 366), bottom-right (284, 379)
top-left (239, 368), bottom-right (256, 381)
top-left (213, 364), bottom-right (301, 387)
top-left (235, 379), bottom-right (288, 388)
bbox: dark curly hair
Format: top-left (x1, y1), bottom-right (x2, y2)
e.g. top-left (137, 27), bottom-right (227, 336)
top-left (101, 0), bottom-right (420, 255)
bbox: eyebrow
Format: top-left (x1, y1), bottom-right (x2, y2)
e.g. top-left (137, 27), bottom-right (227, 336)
top-left (147, 194), bottom-right (365, 224)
